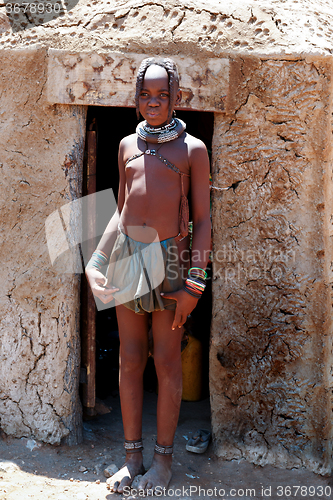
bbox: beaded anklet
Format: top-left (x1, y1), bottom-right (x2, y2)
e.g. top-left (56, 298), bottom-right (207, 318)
top-left (86, 250), bottom-right (109, 271)
top-left (124, 438), bottom-right (144, 453)
top-left (154, 443), bottom-right (173, 455)
top-left (183, 267), bottom-right (207, 299)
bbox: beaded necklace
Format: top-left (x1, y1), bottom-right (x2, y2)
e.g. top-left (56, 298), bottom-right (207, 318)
top-left (136, 118), bottom-right (186, 144)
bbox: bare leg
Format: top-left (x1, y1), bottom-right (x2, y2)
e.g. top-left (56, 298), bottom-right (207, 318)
top-left (138, 309), bottom-right (183, 492)
top-left (106, 304), bottom-right (148, 493)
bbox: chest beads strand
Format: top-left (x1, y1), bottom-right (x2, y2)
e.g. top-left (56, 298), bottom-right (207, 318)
top-left (136, 117), bottom-right (186, 144)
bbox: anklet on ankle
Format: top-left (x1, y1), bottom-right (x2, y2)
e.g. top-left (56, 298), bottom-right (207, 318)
top-left (154, 443), bottom-right (173, 455)
top-left (124, 439), bottom-right (144, 453)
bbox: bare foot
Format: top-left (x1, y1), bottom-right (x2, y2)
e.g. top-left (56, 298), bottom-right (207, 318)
top-left (137, 453), bottom-right (172, 493)
top-left (106, 452), bottom-right (145, 493)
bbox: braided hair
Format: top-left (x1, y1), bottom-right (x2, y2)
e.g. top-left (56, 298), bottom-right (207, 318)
top-left (135, 57), bottom-right (180, 121)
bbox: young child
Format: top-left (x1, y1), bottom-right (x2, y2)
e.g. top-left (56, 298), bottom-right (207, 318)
top-left (85, 57), bottom-right (211, 493)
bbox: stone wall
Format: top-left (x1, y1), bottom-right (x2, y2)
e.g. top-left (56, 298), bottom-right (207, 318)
top-left (210, 56), bottom-right (333, 474)
top-left (0, 48), bottom-right (86, 444)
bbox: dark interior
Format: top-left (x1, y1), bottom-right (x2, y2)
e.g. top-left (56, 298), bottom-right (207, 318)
top-left (84, 106), bottom-right (214, 402)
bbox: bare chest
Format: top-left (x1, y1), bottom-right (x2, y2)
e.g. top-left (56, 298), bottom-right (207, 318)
top-left (125, 146), bottom-right (190, 193)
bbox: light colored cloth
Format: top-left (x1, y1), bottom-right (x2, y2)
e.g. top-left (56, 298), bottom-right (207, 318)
top-left (106, 230), bottom-right (184, 314)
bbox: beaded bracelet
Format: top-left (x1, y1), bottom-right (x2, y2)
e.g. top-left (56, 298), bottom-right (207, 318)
top-left (188, 267), bottom-right (208, 279)
top-left (187, 277), bottom-right (206, 292)
top-left (183, 283), bottom-right (202, 299)
top-left (184, 277), bottom-right (206, 295)
top-left (86, 250), bottom-right (109, 271)
top-left (183, 267), bottom-right (207, 299)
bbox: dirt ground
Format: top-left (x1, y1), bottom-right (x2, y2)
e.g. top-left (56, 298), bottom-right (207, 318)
top-left (0, 393), bottom-right (332, 500)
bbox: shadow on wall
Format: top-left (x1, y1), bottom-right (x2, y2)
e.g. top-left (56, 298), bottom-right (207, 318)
top-left (3, 0), bottom-right (80, 33)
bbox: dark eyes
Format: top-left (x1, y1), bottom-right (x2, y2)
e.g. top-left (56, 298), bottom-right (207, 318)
top-left (140, 92), bottom-right (169, 98)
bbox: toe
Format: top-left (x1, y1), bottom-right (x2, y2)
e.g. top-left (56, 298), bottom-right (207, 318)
top-left (117, 476), bottom-right (132, 493)
top-left (137, 476), bottom-right (148, 490)
top-left (146, 481), bottom-right (154, 491)
top-left (112, 481), bottom-right (120, 492)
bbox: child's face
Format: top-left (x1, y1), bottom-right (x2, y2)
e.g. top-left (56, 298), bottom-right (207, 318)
top-left (139, 65), bottom-right (172, 127)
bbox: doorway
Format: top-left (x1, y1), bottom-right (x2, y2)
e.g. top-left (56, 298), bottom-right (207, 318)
top-left (80, 105), bottom-right (214, 418)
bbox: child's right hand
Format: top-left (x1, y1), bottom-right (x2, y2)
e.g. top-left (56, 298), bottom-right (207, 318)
top-left (85, 267), bottom-right (119, 304)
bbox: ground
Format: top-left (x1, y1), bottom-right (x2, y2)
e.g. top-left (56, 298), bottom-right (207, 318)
top-left (0, 393), bottom-right (332, 500)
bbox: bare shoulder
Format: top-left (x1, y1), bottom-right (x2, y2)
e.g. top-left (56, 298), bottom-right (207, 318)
top-left (185, 132), bottom-right (207, 151)
top-left (118, 133), bottom-right (138, 167)
top-left (184, 133), bottom-right (209, 169)
top-left (119, 133), bottom-right (137, 152)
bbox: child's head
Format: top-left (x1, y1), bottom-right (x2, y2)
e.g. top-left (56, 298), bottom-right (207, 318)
top-left (135, 57), bottom-right (181, 122)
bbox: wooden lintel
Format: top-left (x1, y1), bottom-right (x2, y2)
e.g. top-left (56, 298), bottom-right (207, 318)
top-left (47, 49), bottom-right (229, 113)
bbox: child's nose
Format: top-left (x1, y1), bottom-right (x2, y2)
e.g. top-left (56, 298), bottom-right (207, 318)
top-left (148, 96), bottom-right (159, 106)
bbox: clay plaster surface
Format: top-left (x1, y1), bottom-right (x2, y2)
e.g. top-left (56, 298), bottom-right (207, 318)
top-left (0, 395), bottom-right (332, 500)
top-left (210, 56), bottom-right (333, 474)
top-left (0, 0), bottom-right (332, 56)
top-left (0, 0), bottom-right (333, 475)
top-left (47, 50), bottom-right (229, 112)
top-left (0, 48), bottom-right (86, 444)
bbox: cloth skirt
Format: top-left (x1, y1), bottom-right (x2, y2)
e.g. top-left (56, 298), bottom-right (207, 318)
top-left (106, 230), bottom-right (184, 314)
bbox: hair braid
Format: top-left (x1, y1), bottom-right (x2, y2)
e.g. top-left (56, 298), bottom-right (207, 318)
top-left (135, 58), bottom-right (155, 119)
top-left (163, 58), bottom-right (178, 121)
top-left (135, 57), bottom-right (180, 121)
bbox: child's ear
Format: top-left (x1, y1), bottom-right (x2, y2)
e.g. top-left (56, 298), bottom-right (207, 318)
top-left (175, 89), bottom-right (182, 106)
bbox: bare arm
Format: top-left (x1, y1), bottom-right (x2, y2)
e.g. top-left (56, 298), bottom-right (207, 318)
top-left (95, 139), bottom-right (127, 256)
top-left (189, 138), bottom-right (211, 271)
top-left (85, 139), bottom-right (127, 304)
top-left (161, 137), bottom-right (211, 328)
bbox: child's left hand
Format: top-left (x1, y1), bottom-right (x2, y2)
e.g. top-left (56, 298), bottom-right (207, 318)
top-left (160, 289), bottom-right (199, 330)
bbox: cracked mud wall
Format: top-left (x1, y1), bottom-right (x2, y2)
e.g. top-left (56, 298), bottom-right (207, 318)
top-left (0, 48), bottom-right (86, 445)
top-left (0, 0), bottom-right (333, 468)
top-left (210, 56), bottom-right (333, 474)
top-left (1, 0), bottom-right (333, 57)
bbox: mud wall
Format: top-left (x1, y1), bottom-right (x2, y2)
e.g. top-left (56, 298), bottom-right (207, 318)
top-left (1, 0), bottom-right (332, 57)
top-left (0, 0), bottom-right (333, 472)
top-left (210, 56), bottom-right (333, 474)
top-left (0, 48), bottom-right (86, 445)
